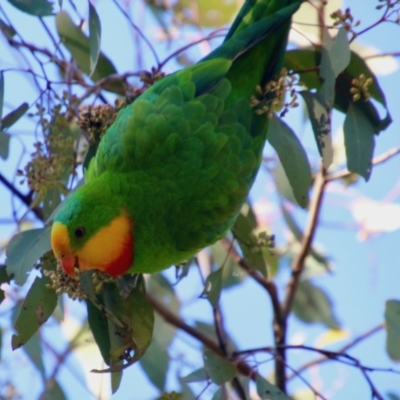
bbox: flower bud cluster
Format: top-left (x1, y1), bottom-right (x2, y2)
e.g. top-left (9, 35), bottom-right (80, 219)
top-left (250, 68), bottom-right (302, 119)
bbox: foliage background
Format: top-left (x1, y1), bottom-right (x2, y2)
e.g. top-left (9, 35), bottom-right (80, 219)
top-left (0, 0), bottom-right (400, 399)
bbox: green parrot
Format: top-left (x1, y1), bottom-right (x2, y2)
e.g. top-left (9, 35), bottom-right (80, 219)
top-left (51, 0), bottom-right (302, 277)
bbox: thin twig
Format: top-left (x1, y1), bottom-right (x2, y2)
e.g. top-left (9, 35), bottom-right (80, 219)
top-left (146, 292), bottom-right (257, 381)
top-left (220, 238), bottom-right (282, 324)
top-left (288, 323), bottom-right (385, 378)
top-left (327, 147), bottom-right (400, 182)
top-left (282, 166), bottom-right (327, 318)
top-left (0, 173), bottom-right (43, 220)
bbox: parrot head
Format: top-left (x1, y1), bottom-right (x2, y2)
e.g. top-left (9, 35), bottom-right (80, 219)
top-left (51, 184), bottom-right (134, 277)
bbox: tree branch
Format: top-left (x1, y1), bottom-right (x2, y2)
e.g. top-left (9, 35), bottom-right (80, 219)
top-left (146, 292), bottom-right (257, 381)
top-left (282, 166), bottom-right (327, 318)
top-left (0, 172), bottom-right (43, 220)
top-left (288, 323), bottom-right (385, 379)
top-left (326, 147), bottom-right (400, 182)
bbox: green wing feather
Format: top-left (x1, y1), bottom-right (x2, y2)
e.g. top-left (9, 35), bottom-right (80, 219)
top-left (83, 0), bottom-right (302, 272)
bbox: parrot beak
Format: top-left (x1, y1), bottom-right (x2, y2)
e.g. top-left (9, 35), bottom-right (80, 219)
top-left (51, 221), bottom-right (76, 276)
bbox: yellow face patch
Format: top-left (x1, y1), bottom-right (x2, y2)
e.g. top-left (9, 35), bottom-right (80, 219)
top-left (51, 221), bottom-right (71, 257)
top-left (76, 214), bottom-right (133, 273)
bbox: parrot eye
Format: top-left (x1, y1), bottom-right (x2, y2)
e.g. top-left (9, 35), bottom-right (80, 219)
top-left (74, 227), bottom-right (86, 239)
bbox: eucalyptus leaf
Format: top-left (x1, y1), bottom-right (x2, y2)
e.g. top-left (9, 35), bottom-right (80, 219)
top-left (319, 29), bottom-right (336, 108)
top-left (1, 102), bottom-right (29, 130)
top-left (211, 386), bottom-right (226, 400)
top-left (88, 276), bottom-right (154, 373)
top-left (268, 114), bottom-right (311, 208)
top-left (232, 204), bottom-right (268, 276)
top-left (300, 90), bottom-right (333, 168)
top-left (343, 102), bottom-right (375, 181)
top-left (111, 371), bottom-right (122, 394)
top-left (256, 374), bottom-right (290, 399)
top-left (139, 336), bottom-right (169, 390)
top-left (40, 379), bottom-right (66, 400)
top-left (210, 241), bottom-right (246, 288)
top-left (6, 227), bottom-right (52, 286)
top-left (284, 48), bottom-right (391, 133)
top-left (319, 28), bottom-right (350, 107)
top-left (293, 280), bottom-right (340, 330)
top-left (86, 299), bottom-right (111, 365)
top-left (385, 299), bottom-right (400, 361)
top-left (56, 11), bottom-right (123, 94)
top-left (0, 19), bottom-right (17, 39)
top-left (7, 0), bottom-right (54, 16)
top-left (88, 2), bottom-right (101, 76)
top-left (200, 267), bottom-right (223, 307)
top-left (12, 275), bottom-right (57, 349)
top-left (0, 131), bottom-right (10, 160)
top-left (23, 332), bottom-right (46, 378)
top-left (328, 28), bottom-right (351, 77)
top-left (0, 266), bottom-right (11, 304)
top-left (203, 350), bottom-right (236, 385)
top-left (181, 367), bottom-right (208, 383)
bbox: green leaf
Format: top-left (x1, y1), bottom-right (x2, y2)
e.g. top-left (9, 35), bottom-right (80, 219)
top-left (12, 275), bottom-right (57, 349)
top-left (385, 300), bottom-right (400, 361)
top-left (343, 102), bottom-right (375, 181)
top-left (23, 332), bottom-right (46, 377)
top-left (139, 335), bottom-right (169, 390)
top-left (84, 275), bottom-right (154, 373)
top-left (232, 204), bottom-right (268, 276)
top-left (210, 241), bottom-right (246, 288)
top-left (0, 266), bottom-right (11, 284)
top-left (211, 386), bottom-right (226, 400)
top-left (0, 102), bottom-right (29, 160)
top-left (0, 19), bottom-right (17, 40)
top-left (272, 161), bottom-right (297, 205)
top-left (328, 28), bottom-right (351, 77)
top-left (200, 267), bottom-right (223, 307)
top-left (56, 11), bottom-right (123, 94)
top-left (111, 371), bottom-right (122, 394)
top-left (256, 374), bottom-right (290, 399)
top-left (0, 131), bottom-right (10, 160)
top-left (88, 2), bottom-right (101, 77)
top-left (6, 227), bottom-right (52, 286)
top-left (194, 321), bottom-right (236, 353)
top-left (268, 115), bottom-right (311, 208)
top-left (319, 30), bottom-right (336, 108)
top-left (86, 299), bottom-right (111, 365)
top-left (388, 393), bottom-right (400, 400)
top-left (147, 274), bottom-right (180, 317)
top-left (300, 90), bottom-right (333, 168)
top-left (7, 0), bottom-right (54, 16)
top-left (320, 28), bottom-right (350, 107)
top-left (203, 351), bottom-right (236, 385)
top-left (0, 265), bottom-right (11, 303)
top-left (178, 379), bottom-right (196, 400)
top-left (40, 379), bottom-right (66, 400)
top-left (293, 280), bottom-right (340, 330)
top-left (181, 367), bottom-right (208, 383)
top-left (284, 48), bottom-right (391, 133)
top-left (1, 102), bottom-right (29, 130)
